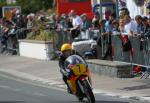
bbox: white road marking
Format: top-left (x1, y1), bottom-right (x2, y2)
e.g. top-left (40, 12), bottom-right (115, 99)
top-left (0, 85), bottom-right (21, 92)
top-left (0, 68), bottom-right (150, 102)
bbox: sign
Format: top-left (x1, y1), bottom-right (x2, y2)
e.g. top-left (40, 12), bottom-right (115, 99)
top-left (2, 6), bottom-right (21, 20)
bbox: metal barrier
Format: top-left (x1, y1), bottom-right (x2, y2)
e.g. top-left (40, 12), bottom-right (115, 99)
top-left (111, 35), bottom-right (150, 65)
top-left (144, 38), bottom-right (150, 67)
top-left (111, 35), bottom-right (131, 62)
top-left (53, 28), bottom-right (150, 68)
top-left (111, 35), bottom-right (150, 78)
top-left (129, 37), bottom-right (145, 65)
top-left (111, 35), bottom-right (123, 61)
top-left (0, 28), bottom-right (32, 55)
top-left (101, 34), bottom-right (109, 58)
top-left (87, 29), bottom-right (99, 39)
top-left (147, 38), bottom-right (150, 66)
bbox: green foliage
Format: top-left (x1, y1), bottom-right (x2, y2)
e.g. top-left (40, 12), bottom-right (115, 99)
top-left (0, 0), bottom-right (7, 6)
top-left (15, 0), bottom-right (53, 14)
top-left (26, 30), bottom-right (53, 41)
top-left (26, 32), bottom-right (36, 40)
top-left (36, 30), bottom-right (53, 41)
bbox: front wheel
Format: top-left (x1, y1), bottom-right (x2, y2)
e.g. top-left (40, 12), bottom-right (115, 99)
top-left (82, 80), bottom-right (95, 103)
top-left (78, 97), bottom-right (84, 102)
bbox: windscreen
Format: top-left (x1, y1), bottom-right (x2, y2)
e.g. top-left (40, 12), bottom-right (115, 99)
top-left (64, 55), bottom-right (86, 68)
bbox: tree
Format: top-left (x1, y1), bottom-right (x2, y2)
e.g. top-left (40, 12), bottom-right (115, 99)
top-left (0, 0), bottom-right (7, 7)
top-left (16, 0), bottom-right (53, 14)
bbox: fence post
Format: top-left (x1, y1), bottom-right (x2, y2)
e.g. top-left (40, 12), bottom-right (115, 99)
top-left (129, 36), bottom-right (145, 65)
top-left (148, 39), bottom-right (150, 66)
top-left (111, 35), bottom-right (123, 61)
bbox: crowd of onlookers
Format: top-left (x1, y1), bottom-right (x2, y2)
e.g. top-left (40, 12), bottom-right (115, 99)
top-left (51, 9), bottom-right (150, 46)
top-left (0, 10), bottom-right (52, 54)
top-left (0, 9), bottom-right (150, 60)
top-left (50, 9), bottom-right (150, 60)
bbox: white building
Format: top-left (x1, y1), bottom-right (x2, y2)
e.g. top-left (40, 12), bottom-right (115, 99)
top-left (126, 0), bottom-right (146, 19)
top-left (91, 0), bottom-right (98, 6)
top-left (91, 0), bottom-right (149, 18)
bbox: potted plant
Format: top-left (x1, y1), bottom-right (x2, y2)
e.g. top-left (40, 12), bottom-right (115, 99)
top-left (18, 20), bottom-right (55, 60)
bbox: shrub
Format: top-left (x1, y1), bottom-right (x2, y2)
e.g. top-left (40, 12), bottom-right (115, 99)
top-left (26, 29), bottom-right (53, 41)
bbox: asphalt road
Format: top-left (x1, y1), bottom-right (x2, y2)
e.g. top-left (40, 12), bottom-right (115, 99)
top-left (0, 73), bottom-right (147, 103)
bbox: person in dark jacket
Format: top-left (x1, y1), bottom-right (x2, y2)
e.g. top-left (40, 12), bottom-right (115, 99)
top-left (141, 17), bottom-right (150, 38)
top-left (58, 43), bottom-right (79, 93)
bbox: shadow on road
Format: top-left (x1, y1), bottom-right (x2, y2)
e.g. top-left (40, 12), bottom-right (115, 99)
top-left (95, 101), bottom-right (128, 103)
top-left (80, 100), bottom-right (129, 103)
top-left (0, 101), bottom-right (129, 103)
top-left (121, 84), bottom-right (150, 91)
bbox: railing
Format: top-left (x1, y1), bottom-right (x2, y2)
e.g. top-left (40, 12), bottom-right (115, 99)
top-left (68, 29), bottom-right (150, 68)
top-left (111, 35), bottom-right (150, 66)
top-left (0, 28), bottom-right (32, 55)
top-left (1, 27), bottom-right (149, 69)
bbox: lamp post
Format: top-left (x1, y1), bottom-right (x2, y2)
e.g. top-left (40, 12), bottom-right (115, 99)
top-left (97, 0), bottom-right (102, 20)
top-left (115, 0), bottom-right (119, 20)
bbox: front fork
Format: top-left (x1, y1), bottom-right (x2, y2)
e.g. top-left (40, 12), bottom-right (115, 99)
top-left (77, 77), bottom-right (93, 93)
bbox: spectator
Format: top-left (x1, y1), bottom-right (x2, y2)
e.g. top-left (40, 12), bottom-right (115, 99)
top-left (119, 18), bottom-right (132, 52)
top-left (99, 20), bottom-right (106, 33)
top-left (104, 13), bottom-right (114, 35)
top-left (124, 15), bottom-right (137, 36)
top-left (96, 20), bottom-right (106, 48)
top-left (80, 13), bottom-right (92, 30)
top-left (0, 26), bottom-right (9, 53)
top-left (12, 10), bottom-right (24, 28)
top-left (27, 14), bottom-right (35, 29)
top-left (135, 15), bottom-right (143, 34)
top-left (54, 15), bottom-right (62, 31)
top-left (54, 14), bottom-right (65, 49)
top-left (148, 18), bottom-right (150, 26)
top-left (112, 20), bottom-right (119, 35)
top-left (92, 13), bottom-right (100, 29)
top-left (60, 14), bottom-right (72, 43)
top-left (102, 14), bottom-right (114, 60)
top-left (80, 13), bottom-right (92, 40)
top-left (119, 18), bottom-right (125, 33)
top-left (141, 17), bottom-right (150, 38)
top-left (21, 15), bottom-right (28, 28)
top-left (60, 14), bottom-right (73, 30)
top-left (69, 10), bottom-right (83, 39)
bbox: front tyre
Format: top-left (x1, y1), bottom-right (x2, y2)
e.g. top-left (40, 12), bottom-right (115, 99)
top-left (78, 97), bottom-right (84, 102)
top-left (83, 80), bottom-right (95, 103)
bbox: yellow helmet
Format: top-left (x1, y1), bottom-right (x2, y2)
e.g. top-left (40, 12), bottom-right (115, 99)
top-left (61, 43), bottom-right (72, 52)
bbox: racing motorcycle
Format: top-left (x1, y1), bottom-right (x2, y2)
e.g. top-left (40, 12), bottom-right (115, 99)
top-left (64, 55), bottom-right (95, 103)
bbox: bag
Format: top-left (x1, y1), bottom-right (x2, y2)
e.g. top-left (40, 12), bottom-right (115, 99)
top-left (121, 35), bottom-right (132, 51)
top-left (71, 29), bottom-right (80, 39)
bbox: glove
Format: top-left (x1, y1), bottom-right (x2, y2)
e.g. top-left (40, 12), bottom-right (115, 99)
top-left (60, 68), bottom-right (70, 78)
top-left (64, 72), bottom-right (69, 78)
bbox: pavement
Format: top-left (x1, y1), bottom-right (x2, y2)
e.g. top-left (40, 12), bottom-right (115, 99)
top-left (0, 54), bottom-right (150, 102)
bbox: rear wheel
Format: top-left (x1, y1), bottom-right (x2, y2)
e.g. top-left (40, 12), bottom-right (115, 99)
top-left (82, 80), bottom-right (95, 103)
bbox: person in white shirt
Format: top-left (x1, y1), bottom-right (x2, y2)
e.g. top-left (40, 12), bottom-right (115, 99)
top-left (72, 15), bottom-right (83, 29)
top-left (124, 15), bottom-right (137, 36)
top-left (69, 10), bottom-right (83, 40)
top-left (69, 10), bottom-right (83, 29)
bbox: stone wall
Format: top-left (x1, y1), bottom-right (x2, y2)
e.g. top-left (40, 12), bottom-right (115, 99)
top-left (87, 59), bottom-right (132, 78)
